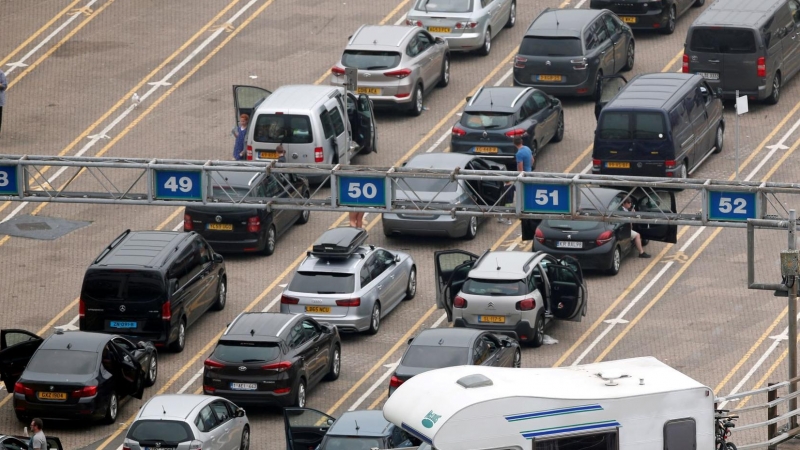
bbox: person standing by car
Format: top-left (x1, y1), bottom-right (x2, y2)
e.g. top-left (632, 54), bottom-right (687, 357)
top-left (498, 136), bottom-right (534, 224)
top-left (232, 113), bottom-right (249, 160)
top-left (29, 418), bottom-right (47, 450)
top-left (621, 198), bottom-right (651, 258)
top-left (0, 69), bottom-right (7, 136)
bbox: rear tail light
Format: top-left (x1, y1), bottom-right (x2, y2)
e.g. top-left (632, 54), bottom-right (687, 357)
top-left (516, 298), bottom-right (536, 311)
top-left (406, 19), bottom-right (423, 26)
top-left (314, 147), bottom-right (324, 163)
top-left (331, 66), bottom-right (346, 75)
top-left (665, 159), bottom-right (676, 169)
top-left (682, 53), bottom-right (689, 73)
top-left (79, 299), bottom-right (86, 318)
top-left (247, 216), bottom-right (261, 233)
top-left (453, 296), bottom-right (468, 309)
top-left (505, 129), bottom-right (526, 138)
top-left (570, 58), bottom-right (588, 70)
top-left (390, 375), bottom-right (405, 388)
top-left (451, 126), bottom-right (466, 137)
top-left (262, 361), bottom-right (293, 372)
top-left (596, 230), bottom-right (613, 247)
top-left (514, 55), bottom-right (527, 69)
top-left (592, 158), bottom-right (602, 171)
top-left (71, 386), bottom-right (97, 398)
top-left (189, 440), bottom-right (204, 450)
top-left (122, 445), bottom-right (132, 450)
top-left (246, 145), bottom-right (253, 161)
top-left (14, 382), bottom-right (33, 396)
top-left (280, 295), bottom-right (299, 305)
top-left (535, 227), bottom-right (545, 244)
top-left (204, 359), bottom-right (225, 369)
top-left (162, 301), bottom-right (172, 321)
top-left (384, 68), bottom-right (412, 79)
top-left (335, 298), bottom-right (361, 307)
top-left (455, 21), bottom-right (478, 29)
top-left (183, 213), bottom-right (193, 231)
top-left (757, 57), bottom-right (766, 77)
top-left (203, 385), bottom-right (216, 393)
top-left (274, 387), bottom-right (291, 394)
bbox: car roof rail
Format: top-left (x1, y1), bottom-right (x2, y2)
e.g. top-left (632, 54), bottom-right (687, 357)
top-left (522, 251), bottom-right (545, 273)
top-left (473, 249), bottom-right (492, 269)
top-left (468, 87), bottom-right (485, 106)
top-left (348, 25), bottom-right (366, 45)
top-left (510, 87), bottom-right (533, 108)
top-left (93, 229), bottom-right (132, 264)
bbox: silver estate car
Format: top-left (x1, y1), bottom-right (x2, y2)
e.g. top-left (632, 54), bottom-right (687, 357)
top-left (281, 228), bottom-right (417, 334)
top-left (405, 0), bottom-right (517, 55)
top-left (330, 25), bottom-right (450, 116)
top-left (123, 394), bottom-right (250, 450)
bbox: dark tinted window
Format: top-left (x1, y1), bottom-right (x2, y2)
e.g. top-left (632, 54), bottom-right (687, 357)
top-left (322, 437), bottom-right (384, 450)
top-left (288, 272), bottom-right (355, 294)
top-left (542, 219), bottom-right (601, 231)
top-left (519, 37), bottom-right (582, 56)
top-left (253, 114), bottom-right (313, 144)
top-left (342, 50), bottom-right (401, 70)
top-left (395, 177), bottom-right (458, 193)
top-left (414, 0), bottom-right (472, 12)
top-left (212, 341), bottom-right (281, 363)
top-left (402, 345), bottom-right (469, 368)
top-left (27, 349), bottom-right (97, 375)
top-left (320, 110), bottom-right (335, 139)
top-left (462, 278), bottom-right (527, 296)
top-left (128, 420), bottom-right (194, 443)
top-left (82, 273), bottom-right (164, 303)
top-left (461, 112), bottom-right (513, 129)
top-left (597, 112), bottom-right (666, 140)
top-left (689, 28), bottom-right (757, 53)
top-left (330, 107), bottom-right (346, 136)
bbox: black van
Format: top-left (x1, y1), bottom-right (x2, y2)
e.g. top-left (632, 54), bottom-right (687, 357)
top-left (592, 73), bottom-right (725, 178)
top-left (80, 230), bottom-right (227, 353)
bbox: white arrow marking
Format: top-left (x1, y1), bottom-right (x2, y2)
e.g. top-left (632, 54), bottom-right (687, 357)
top-left (54, 315), bottom-right (79, 331)
top-left (146, 81), bottom-right (172, 87)
top-left (5, 62), bottom-right (28, 69)
top-left (770, 334), bottom-right (789, 342)
top-left (349, 358), bottom-right (401, 411)
top-left (746, 117), bottom-right (800, 180)
top-left (766, 144), bottom-right (789, 151)
top-left (87, 133), bottom-right (110, 140)
top-left (249, 75), bottom-right (258, 79)
top-left (603, 318), bottom-right (629, 325)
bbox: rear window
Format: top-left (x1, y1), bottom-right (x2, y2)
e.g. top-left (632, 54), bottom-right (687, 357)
top-left (461, 112), bottom-right (514, 129)
top-left (128, 420), bottom-right (194, 443)
top-left (597, 112), bottom-right (666, 140)
top-left (82, 273), bottom-right (164, 303)
top-left (322, 437), bottom-right (384, 450)
top-left (253, 114), bottom-right (312, 144)
top-left (402, 345), bottom-right (469, 368)
top-left (396, 177), bottom-right (458, 193)
top-left (462, 278), bottom-right (527, 296)
top-left (689, 28), bottom-right (757, 53)
top-left (213, 341), bottom-right (281, 363)
top-left (342, 50), bottom-right (401, 70)
top-left (414, 0), bottom-right (473, 13)
top-left (519, 36), bottom-right (582, 57)
top-left (288, 272), bottom-right (355, 294)
top-left (543, 219), bottom-right (600, 231)
top-left (27, 350), bottom-right (97, 375)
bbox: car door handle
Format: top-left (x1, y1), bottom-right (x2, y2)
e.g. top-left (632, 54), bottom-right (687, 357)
top-left (709, 59), bottom-right (720, 63)
top-left (314, 347), bottom-right (319, 352)
top-left (378, 285), bottom-right (383, 289)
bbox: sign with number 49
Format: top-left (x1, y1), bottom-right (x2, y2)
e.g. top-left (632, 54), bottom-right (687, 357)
top-left (153, 169), bottom-right (203, 201)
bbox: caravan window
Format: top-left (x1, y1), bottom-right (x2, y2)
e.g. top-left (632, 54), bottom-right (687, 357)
top-left (534, 430), bottom-right (618, 450)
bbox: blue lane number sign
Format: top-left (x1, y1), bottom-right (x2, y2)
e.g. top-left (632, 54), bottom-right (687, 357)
top-left (153, 170), bottom-right (203, 201)
top-left (708, 191), bottom-right (757, 222)
top-left (522, 183), bottom-right (571, 214)
top-left (0, 165), bottom-right (18, 196)
top-left (338, 176), bottom-right (386, 207)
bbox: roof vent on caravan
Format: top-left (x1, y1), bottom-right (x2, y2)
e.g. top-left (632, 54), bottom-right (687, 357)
top-left (457, 373), bottom-right (493, 389)
top-left (596, 371), bottom-right (630, 386)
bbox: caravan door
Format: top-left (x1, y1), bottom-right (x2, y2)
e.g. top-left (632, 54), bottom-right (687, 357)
top-left (283, 407), bottom-right (336, 450)
top-left (434, 250), bottom-right (478, 322)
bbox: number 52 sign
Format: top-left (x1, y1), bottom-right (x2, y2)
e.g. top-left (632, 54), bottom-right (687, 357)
top-left (337, 175), bottom-right (387, 207)
top-left (707, 191), bottom-right (758, 222)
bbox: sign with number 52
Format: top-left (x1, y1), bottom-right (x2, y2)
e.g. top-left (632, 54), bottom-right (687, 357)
top-left (337, 175), bottom-right (386, 207)
top-left (707, 191), bottom-right (758, 222)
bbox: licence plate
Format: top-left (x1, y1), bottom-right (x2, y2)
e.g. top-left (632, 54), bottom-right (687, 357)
top-left (698, 72), bottom-right (719, 80)
top-left (356, 87), bottom-right (381, 95)
top-left (620, 16), bottom-right (637, 23)
top-left (557, 241), bottom-right (583, 249)
top-left (606, 161), bottom-right (630, 169)
top-left (259, 151), bottom-right (278, 159)
top-left (207, 223), bottom-right (233, 231)
top-left (537, 74), bottom-right (563, 82)
top-left (230, 383), bottom-right (258, 391)
top-left (37, 392), bottom-right (67, 400)
top-left (479, 315), bottom-right (506, 323)
top-left (110, 321), bottom-right (137, 329)
top-left (145, 447), bottom-right (176, 450)
top-left (475, 146), bottom-right (498, 154)
top-left (428, 26), bottom-right (451, 33)
top-left (305, 306), bottom-right (331, 313)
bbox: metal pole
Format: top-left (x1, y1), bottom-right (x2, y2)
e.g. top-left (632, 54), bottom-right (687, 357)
top-left (736, 90), bottom-right (740, 180)
top-left (768, 382), bottom-right (778, 450)
top-left (344, 92), bottom-right (350, 166)
top-left (789, 209), bottom-right (797, 430)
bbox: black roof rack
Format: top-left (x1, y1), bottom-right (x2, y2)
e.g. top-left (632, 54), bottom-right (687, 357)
top-left (309, 227), bottom-right (368, 259)
top-left (93, 229), bottom-right (131, 264)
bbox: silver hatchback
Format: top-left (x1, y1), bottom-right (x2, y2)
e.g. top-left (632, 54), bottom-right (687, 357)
top-left (330, 25), bottom-right (450, 116)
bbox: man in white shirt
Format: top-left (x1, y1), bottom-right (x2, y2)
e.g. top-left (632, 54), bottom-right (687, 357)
top-left (622, 198), bottom-right (651, 258)
top-left (29, 418), bottom-right (47, 450)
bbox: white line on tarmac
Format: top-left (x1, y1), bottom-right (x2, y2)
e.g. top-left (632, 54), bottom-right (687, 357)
top-left (261, 293), bottom-right (282, 312)
top-left (574, 0), bottom-right (588, 8)
top-left (178, 369), bottom-right (204, 394)
top-left (172, 221), bottom-right (183, 231)
top-left (745, 116), bottom-right (800, 180)
top-left (394, 14), bottom-right (407, 26)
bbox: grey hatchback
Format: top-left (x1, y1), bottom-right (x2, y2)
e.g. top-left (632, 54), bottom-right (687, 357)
top-left (284, 408), bottom-right (418, 450)
top-left (513, 9), bottom-right (635, 99)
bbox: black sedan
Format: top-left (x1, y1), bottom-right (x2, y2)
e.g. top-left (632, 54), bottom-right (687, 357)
top-left (533, 188), bottom-right (678, 275)
top-left (184, 170), bottom-right (310, 256)
top-left (0, 433), bottom-right (63, 450)
top-left (203, 312), bottom-right (341, 408)
top-left (388, 328), bottom-right (519, 396)
top-left (0, 329), bottom-right (157, 424)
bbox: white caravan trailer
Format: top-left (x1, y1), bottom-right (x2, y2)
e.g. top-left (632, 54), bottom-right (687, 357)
top-left (382, 357), bottom-right (715, 450)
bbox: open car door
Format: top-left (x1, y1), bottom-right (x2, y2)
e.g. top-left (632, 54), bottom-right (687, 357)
top-left (112, 345), bottom-right (144, 400)
top-left (284, 407), bottom-right (336, 450)
top-left (232, 85), bottom-right (272, 124)
top-left (434, 250), bottom-right (479, 322)
top-left (356, 93), bottom-right (376, 153)
top-left (465, 159), bottom-right (503, 206)
top-left (545, 259), bottom-right (586, 322)
top-left (633, 190), bottom-right (678, 244)
top-left (594, 75), bottom-right (627, 120)
top-left (0, 330), bottom-right (43, 392)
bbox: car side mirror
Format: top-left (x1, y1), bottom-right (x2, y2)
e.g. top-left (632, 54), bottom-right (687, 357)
top-left (465, 96), bottom-right (473, 103)
top-left (408, 337), bottom-right (414, 345)
top-left (235, 408), bottom-right (246, 418)
top-left (435, 37), bottom-right (446, 45)
top-left (395, 254), bottom-right (402, 262)
top-left (502, 340), bottom-right (512, 348)
top-left (327, 419), bottom-right (335, 426)
top-left (168, 278), bottom-right (178, 294)
top-left (213, 253), bottom-right (223, 263)
top-left (716, 87), bottom-right (723, 97)
top-left (137, 341), bottom-right (147, 349)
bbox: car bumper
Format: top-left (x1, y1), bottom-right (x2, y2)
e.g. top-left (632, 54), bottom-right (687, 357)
top-left (697, 77), bottom-right (767, 100)
top-left (604, 9), bottom-right (667, 29)
top-left (513, 71), bottom-right (595, 97)
top-left (533, 241), bottom-right (616, 271)
top-left (382, 214), bottom-right (470, 238)
top-left (279, 305), bottom-right (370, 333)
top-left (204, 388), bottom-right (295, 407)
top-left (435, 32), bottom-right (483, 51)
top-left (202, 236), bottom-right (264, 254)
top-left (453, 318), bottom-right (536, 344)
top-left (14, 395), bottom-right (104, 420)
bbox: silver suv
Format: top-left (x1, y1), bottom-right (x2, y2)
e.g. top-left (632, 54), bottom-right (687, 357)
top-left (435, 250), bottom-right (587, 347)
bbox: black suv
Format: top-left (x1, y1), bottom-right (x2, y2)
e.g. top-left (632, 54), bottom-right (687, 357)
top-left (80, 230), bottom-right (227, 353)
top-left (450, 86), bottom-right (563, 169)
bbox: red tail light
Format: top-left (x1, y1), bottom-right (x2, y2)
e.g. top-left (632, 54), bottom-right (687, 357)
top-left (406, 19), bottom-right (423, 26)
top-left (162, 301), bottom-right (172, 321)
top-left (274, 387), bottom-right (291, 394)
top-left (455, 21), bottom-right (478, 29)
top-left (335, 298), bottom-right (361, 307)
top-left (504, 129), bottom-right (526, 137)
top-left (665, 159), bottom-right (676, 169)
top-left (514, 55), bottom-right (527, 69)
top-left (247, 216), bottom-right (261, 233)
top-left (14, 383), bottom-right (33, 396)
top-left (204, 358), bottom-right (225, 369)
top-left (183, 213), bottom-right (193, 231)
top-left (384, 68), bottom-right (412, 79)
top-left (682, 54), bottom-right (689, 73)
top-left (535, 227), bottom-right (545, 244)
top-left (122, 446), bottom-right (132, 450)
top-left (79, 299), bottom-right (86, 318)
top-left (314, 147), bottom-right (324, 163)
top-left (516, 298), bottom-right (536, 311)
top-left (280, 295), bottom-right (299, 305)
top-left (390, 375), bottom-right (405, 388)
top-left (203, 385), bottom-right (216, 393)
top-left (451, 126), bottom-right (466, 137)
top-left (262, 361), bottom-right (293, 372)
top-left (757, 57), bottom-right (766, 77)
top-left (592, 158), bottom-right (601, 170)
top-left (331, 66), bottom-right (346, 75)
top-left (453, 296), bottom-right (467, 308)
top-left (71, 386), bottom-right (97, 398)
top-left (246, 145), bottom-right (253, 161)
top-left (596, 230), bottom-right (613, 247)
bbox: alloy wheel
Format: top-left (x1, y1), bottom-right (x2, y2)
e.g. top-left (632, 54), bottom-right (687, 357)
top-left (513, 349), bottom-right (521, 368)
top-left (149, 356), bottom-right (158, 383)
top-left (408, 269), bottom-right (417, 297)
top-left (332, 348), bottom-right (341, 376)
top-left (109, 394), bottom-right (118, 420)
top-left (218, 281), bottom-right (226, 308)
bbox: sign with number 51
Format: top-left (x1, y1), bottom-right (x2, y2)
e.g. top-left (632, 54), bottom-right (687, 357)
top-left (521, 183), bottom-right (571, 214)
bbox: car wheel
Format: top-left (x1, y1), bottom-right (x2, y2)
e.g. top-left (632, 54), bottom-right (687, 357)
top-left (660, 6), bottom-right (676, 35)
top-left (297, 191), bottom-right (311, 224)
top-left (693, 0), bottom-right (705, 6)
top-left (240, 426), bottom-right (251, 450)
top-left (552, 114), bottom-right (564, 143)
top-left (592, 71), bottom-right (603, 101)
top-left (679, 161), bottom-right (688, 179)
top-left (530, 141), bottom-right (538, 170)
top-left (145, 354), bottom-right (158, 387)
top-left (102, 392), bottom-right (118, 424)
top-left (405, 266), bottom-right (417, 300)
top-left (367, 302), bottom-right (381, 335)
top-left (478, 29), bottom-right (491, 56)
top-left (261, 224), bottom-right (277, 256)
top-left (169, 318), bottom-right (187, 353)
top-left (463, 216), bottom-right (478, 240)
top-left (437, 56), bottom-right (450, 88)
top-left (512, 348), bottom-right (521, 368)
top-left (606, 245), bottom-right (621, 276)
top-left (531, 312), bottom-right (545, 348)
top-left (211, 276), bottom-right (227, 311)
top-left (622, 41), bottom-right (635, 72)
top-left (294, 379), bottom-right (306, 407)
top-left (505, 1), bottom-right (516, 28)
top-left (324, 344), bottom-right (341, 381)
top-left (409, 84), bottom-right (424, 116)
top-left (713, 124), bottom-right (724, 154)
top-left (766, 73), bottom-right (781, 105)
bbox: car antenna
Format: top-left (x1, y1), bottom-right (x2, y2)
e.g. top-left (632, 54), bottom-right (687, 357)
top-left (355, 420), bottom-right (360, 432)
top-left (496, 257), bottom-right (501, 271)
top-left (554, 9), bottom-right (560, 27)
top-left (423, 0), bottom-right (429, 13)
top-left (162, 405), bottom-right (166, 415)
top-left (489, 90), bottom-right (494, 111)
top-left (67, 343), bottom-right (72, 350)
top-left (250, 329), bottom-right (255, 337)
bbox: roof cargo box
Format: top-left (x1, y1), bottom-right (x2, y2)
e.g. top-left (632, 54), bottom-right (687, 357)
top-left (311, 227), bottom-right (368, 259)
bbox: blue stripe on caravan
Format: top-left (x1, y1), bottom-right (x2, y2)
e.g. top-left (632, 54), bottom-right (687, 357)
top-left (402, 422), bottom-right (433, 445)
top-left (521, 420), bottom-right (621, 439)
top-left (505, 404), bottom-right (603, 422)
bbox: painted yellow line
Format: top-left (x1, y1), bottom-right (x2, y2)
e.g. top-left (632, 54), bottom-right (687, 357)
top-left (0, 0), bottom-right (84, 67)
top-left (155, 208), bottom-right (185, 231)
top-left (368, 390), bottom-right (388, 410)
top-left (737, 347), bottom-right (788, 409)
top-left (378, 0), bottom-right (412, 24)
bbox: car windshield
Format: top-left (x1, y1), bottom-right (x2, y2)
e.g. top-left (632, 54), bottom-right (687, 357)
top-left (211, 186), bottom-right (253, 197)
top-left (597, 112), bottom-right (666, 140)
top-left (462, 278), bottom-right (527, 296)
top-left (322, 437), bottom-right (384, 450)
top-left (690, 28), bottom-right (756, 54)
top-left (128, 420), bottom-right (194, 443)
top-left (402, 345), bottom-right (469, 368)
top-left (395, 177), bottom-right (459, 193)
top-left (288, 272), bottom-right (355, 294)
top-left (82, 273), bottom-right (164, 303)
top-left (27, 350), bottom-right (97, 375)
top-left (519, 37), bottom-right (582, 57)
top-left (414, 0), bottom-right (473, 13)
top-left (461, 112), bottom-right (513, 130)
top-left (253, 114), bottom-right (313, 144)
top-left (213, 341), bottom-right (281, 363)
top-left (342, 51), bottom-right (401, 70)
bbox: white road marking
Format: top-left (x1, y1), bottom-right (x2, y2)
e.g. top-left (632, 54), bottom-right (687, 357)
top-left (745, 116), bottom-right (800, 180)
top-left (177, 369), bottom-right (204, 394)
top-left (348, 359), bottom-right (399, 411)
top-left (54, 315), bottom-right (79, 331)
top-left (394, 14), bottom-right (407, 26)
top-left (495, 68), bottom-right (513, 87)
top-left (580, 162), bottom-right (592, 174)
top-left (172, 221), bottom-right (183, 231)
top-left (432, 313), bottom-right (448, 328)
top-left (574, 0), bottom-right (588, 7)
top-left (261, 293), bottom-right (282, 312)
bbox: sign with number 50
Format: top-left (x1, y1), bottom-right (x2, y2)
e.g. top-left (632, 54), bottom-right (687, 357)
top-left (337, 176), bottom-right (386, 207)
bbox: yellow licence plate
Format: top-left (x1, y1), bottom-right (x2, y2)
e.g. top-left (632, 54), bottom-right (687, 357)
top-left (475, 146), bottom-right (498, 154)
top-left (606, 162), bottom-right (631, 169)
top-left (37, 392), bottom-right (67, 401)
top-left (207, 223), bottom-right (233, 231)
top-left (479, 315), bottom-right (506, 323)
top-left (305, 306), bottom-right (331, 313)
top-left (428, 26), bottom-right (451, 33)
top-left (621, 16), bottom-right (637, 23)
top-left (538, 74), bottom-right (563, 82)
top-left (356, 87), bottom-right (381, 95)
top-left (259, 151), bottom-right (278, 159)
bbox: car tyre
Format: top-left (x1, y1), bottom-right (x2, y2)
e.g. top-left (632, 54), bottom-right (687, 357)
top-left (293, 379), bottom-right (306, 407)
top-left (622, 41), bottom-right (635, 72)
top-left (297, 191), bottom-right (311, 224)
top-left (551, 114), bottom-right (564, 143)
top-left (367, 302), bottom-right (381, 335)
top-left (211, 276), bottom-right (227, 311)
top-left (606, 245), bottom-right (621, 276)
top-left (478, 29), bottom-right (491, 56)
top-left (240, 426), bottom-right (251, 450)
top-left (261, 224), bottom-right (277, 256)
top-left (693, 0), bottom-right (705, 6)
top-left (530, 140), bottom-right (538, 170)
top-left (513, 348), bottom-right (521, 367)
top-left (437, 56), bottom-right (450, 88)
top-left (713, 124), bottom-right (724, 154)
top-left (679, 161), bottom-right (688, 179)
top-left (145, 354), bottom-right (158, 387)
top-left (592, 71), bottom-right (603, 101)
top-left (505, 1), bottom-right (516, 28)
top-left (102, 392), bottom-right (119, 424)
top-left (660, 6), bottom-right (676, 35)
top-left (169, 317), bottom-right (187, 353)
top-left (531, 312), bottom-right (545, 348)
top-left (324, 344), bottom-right (341, 381)
top-left (409, 84), bottom-right (424, 117)
top-left (463, 216), bottom-right (478, 240)
top-left (405, 266), bottom-right (417, 300)
top-left (766, 73), bottom-right (781, 105)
